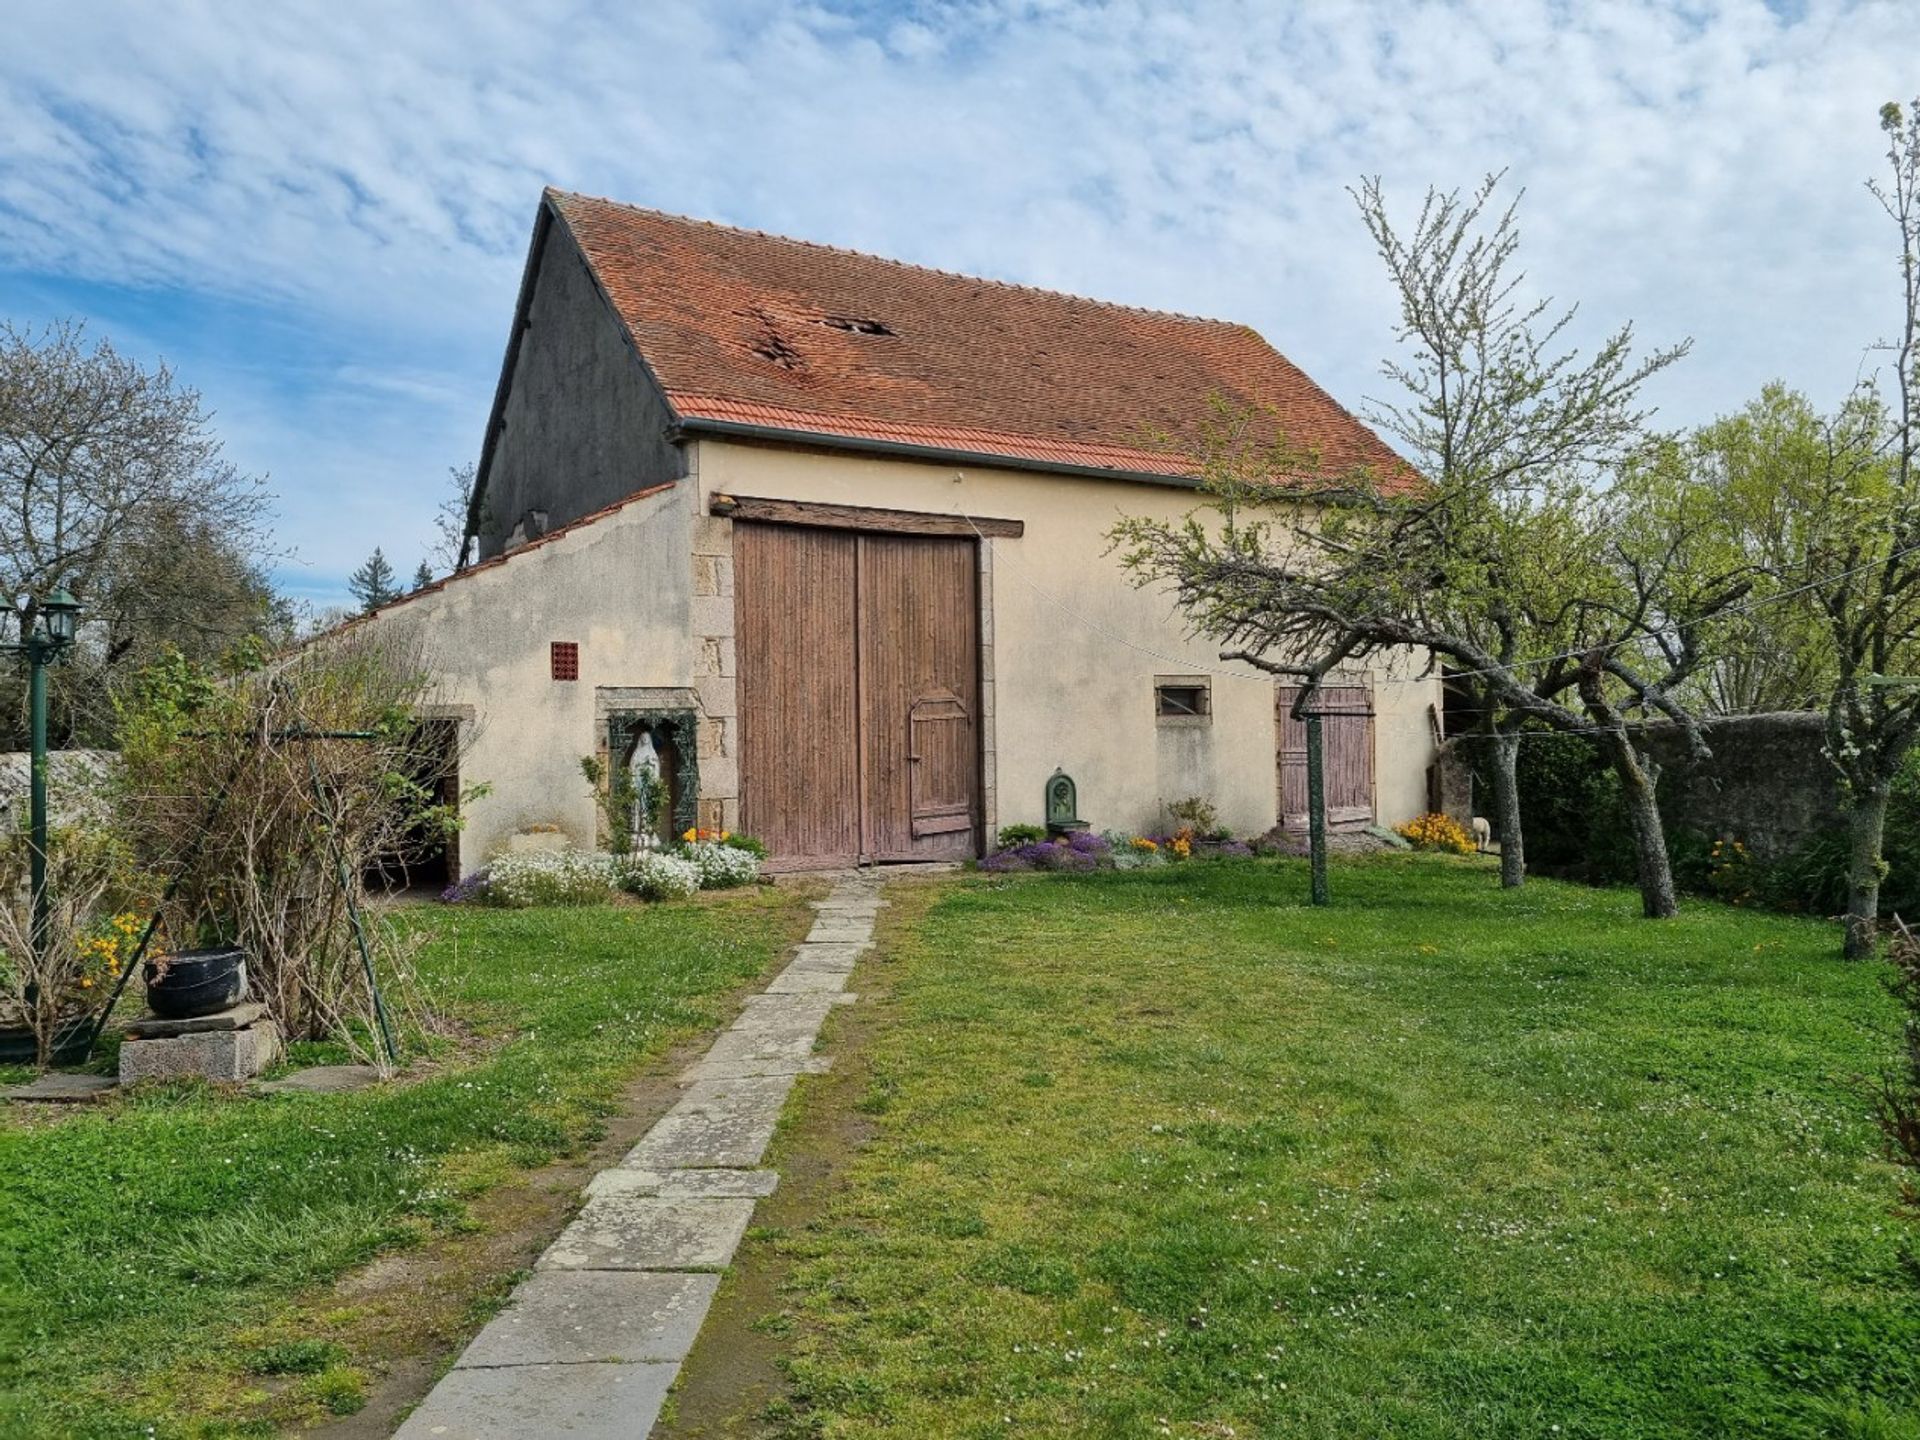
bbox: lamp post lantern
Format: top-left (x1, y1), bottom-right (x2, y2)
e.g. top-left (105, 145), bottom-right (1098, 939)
top-left (6, 588), bottom-right (82, 958)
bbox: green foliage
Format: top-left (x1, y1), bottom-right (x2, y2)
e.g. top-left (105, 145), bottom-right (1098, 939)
top-left (580, 754), bottom-right (644, 856)
top-left (114, 632), bottom-right (452, 1046)
top-left (996, 824), bottom-right (1047, 848)
top-left (721, 833), bottom-right (769, 860)
top-left (1162, 795), bottom-right (1221, 837)
top-left (761, 861), bottom-right (1916, 1437)
top-left (0, 891), bottom-right (809, 1436)
top-left (246, 1338), bottom-right (345, 1376)
top-left (346, 547), bottom-right (400, 613)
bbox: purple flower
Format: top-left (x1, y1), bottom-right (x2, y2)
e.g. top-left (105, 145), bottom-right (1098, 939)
top-left (440, 869), bottom-right (491, 904)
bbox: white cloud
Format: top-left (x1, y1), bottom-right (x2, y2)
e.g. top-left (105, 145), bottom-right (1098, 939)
top-left (1, 0), bottom-right (1914, 598)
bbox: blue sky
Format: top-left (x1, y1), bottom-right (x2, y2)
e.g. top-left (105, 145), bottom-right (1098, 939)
top-left (3, 0), bottom-right (1914, 611)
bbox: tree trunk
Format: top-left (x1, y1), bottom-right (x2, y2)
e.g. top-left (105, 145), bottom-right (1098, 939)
top-left (1598, 729), bottom-right (1678, 919)
top-left (1844, 783), bottom-right (1891, 960)
top-left (1489, 724), bottom-right (1525, 888)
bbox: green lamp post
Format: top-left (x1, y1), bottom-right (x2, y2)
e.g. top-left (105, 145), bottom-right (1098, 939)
top-left (5, 588), bottom-right (82, 957)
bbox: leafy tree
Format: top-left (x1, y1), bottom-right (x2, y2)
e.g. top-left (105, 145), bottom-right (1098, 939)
top-left (1671, 386), bottom-right (1867, 715)
top-left (412, 560), bottom-right (434, 591)
top-left (347, 548), bottom-right (400, 614)
top-left (1117, 175), bottom-right (1730, 917)
top-left (0, 320), bottom-right (277, 746)
top-left (1735, 100), bottom-right (1920, 958)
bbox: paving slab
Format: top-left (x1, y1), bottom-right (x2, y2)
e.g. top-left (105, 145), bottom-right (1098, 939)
top-left (805, 924), bottom-right (873, 945)
top-left (698, 1025), bottom-right (818, 1068)
top-left (540, 1196), bottom-right (756, 1272)
top-left (678, 1054), bottom-right (832, 1082)
top-left (583, 1168), bottom-right (668, 1199)
top-left (659, 1168), bottom-right (780, 1199)
top-left (4, 1072), bottom-right (117, 1104)
top-left (783, 942), bottom-right (869, 969)
top-left (455, 1271), bottom-right (719, 1368)
top-left (621, 1102), bottom-right (780, 1169)
top-left (392, 1358), bottom-right (678, 1438)
top-left (764, 967), bottom-right (852, 994)
top-left (673, 1074), bottom-right (796, 1115)
top-left (122, 1002), bottom-right (267, 1038)
top-left (256, 1064), bottom-right (382, 1095)
top-left (731, 995), bottom-right (838, 1031)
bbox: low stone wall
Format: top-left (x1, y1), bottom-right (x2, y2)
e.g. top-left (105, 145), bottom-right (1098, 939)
top-left (0, 750), bottom-right (117, 829)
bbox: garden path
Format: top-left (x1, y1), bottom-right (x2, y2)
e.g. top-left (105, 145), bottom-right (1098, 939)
top-left (392, 875), bottom-right (885, 1439)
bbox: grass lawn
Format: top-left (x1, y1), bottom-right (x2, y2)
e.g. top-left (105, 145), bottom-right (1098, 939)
top-left (0, 885), bottom-right (811, 1438)
top-left (758, 857), bottom-right (1920, 1439)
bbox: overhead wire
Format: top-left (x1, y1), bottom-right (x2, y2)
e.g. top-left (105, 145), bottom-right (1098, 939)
top-left (943, 479), bottom-right (1920, 704)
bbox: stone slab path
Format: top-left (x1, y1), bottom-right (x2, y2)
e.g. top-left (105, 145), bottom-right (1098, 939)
top-left (394, 876), bottom-right (883, 1439)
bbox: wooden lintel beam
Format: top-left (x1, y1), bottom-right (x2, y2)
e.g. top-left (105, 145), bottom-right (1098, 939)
top-left (709, 493), bottom-right (1023, 539)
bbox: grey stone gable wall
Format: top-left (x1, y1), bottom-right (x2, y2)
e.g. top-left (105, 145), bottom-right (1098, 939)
top-left (477, 220), bottom-right (687, 559)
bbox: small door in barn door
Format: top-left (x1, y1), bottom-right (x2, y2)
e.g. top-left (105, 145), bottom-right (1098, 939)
top-left (1276, 684), bottom-right (1375, 830)
top-left (735, 524), bottom-right (861, 867)
top-left (858, 533), bottom-right (980, 862)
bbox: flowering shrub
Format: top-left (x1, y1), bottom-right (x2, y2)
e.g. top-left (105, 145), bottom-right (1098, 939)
top-left (981, 831), bottom-right (1110, 873)
top-left (1395, 812), bottom-right (1476, 855)
top-left (1705, 838), bottom-right (1758, 906)
top-left (681, 840), bottom-right (760, 889)
top-left (619, 851), bottom-right (702, 901)
top-left (485, 849), bottom-right (619, 907)
top-left (979, 829), bottom-right (1266, 873)
top-left (1108, 831), bottom-right (1167, 871)
top-left (440, 870), bottom-right (490, 905)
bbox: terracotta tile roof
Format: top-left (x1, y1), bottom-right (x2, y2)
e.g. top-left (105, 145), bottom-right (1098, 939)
top-left (546, 190), bottom-right (1409, 489)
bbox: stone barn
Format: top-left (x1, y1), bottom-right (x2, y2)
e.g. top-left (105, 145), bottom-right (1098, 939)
top-left (359, 189), bottom-right (1443, 873)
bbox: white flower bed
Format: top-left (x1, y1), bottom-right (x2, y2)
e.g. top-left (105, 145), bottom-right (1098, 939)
top-left (681, 840), bottom-right (761, 889)
top-left (617, 850), bottom-right (702, 901)
top-left (485, 848), bottom-right (619, 908)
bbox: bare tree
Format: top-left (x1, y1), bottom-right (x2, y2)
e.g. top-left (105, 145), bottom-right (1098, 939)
top-left (1117, 174), bottom-right (1714, 913)
top-left (1347, 174), bottom-right (1692, 889)
top-left (0, 321), bottom-right (276, 744)
top-left (436, 462), bottom-right (476, 572)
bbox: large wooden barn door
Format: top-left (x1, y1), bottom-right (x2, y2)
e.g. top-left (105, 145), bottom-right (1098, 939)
top-left (736, 524), bottom-right (861, 867)
top-left (858, 534), bottom-right (979, 862)
top-left (1276, 684), bottom-right (1375, 831)
top-left (735, 523), bottom-right (979, 868)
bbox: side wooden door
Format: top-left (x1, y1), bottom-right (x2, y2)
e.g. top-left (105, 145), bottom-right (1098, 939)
top-left (857, 533), bottom-right (980, 861)
top-left (1276, 684), bottom-right (1375, 830)
top-left (735, 523), bottom-right (861, 867)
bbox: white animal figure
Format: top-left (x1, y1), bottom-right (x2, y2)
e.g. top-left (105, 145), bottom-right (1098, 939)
top-left (1471, 816), bottom-right (1492, 852)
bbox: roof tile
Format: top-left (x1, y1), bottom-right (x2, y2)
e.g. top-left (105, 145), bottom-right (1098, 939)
top-left (547, 190), bottom-right (1407, 489)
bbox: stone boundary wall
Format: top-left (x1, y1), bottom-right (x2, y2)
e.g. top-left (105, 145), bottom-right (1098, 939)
top-left (1639, 711), bottom-right (1841, 859)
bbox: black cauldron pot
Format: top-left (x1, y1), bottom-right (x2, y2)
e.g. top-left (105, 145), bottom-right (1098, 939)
top-left (143, 946), bottom-right (248, 1019)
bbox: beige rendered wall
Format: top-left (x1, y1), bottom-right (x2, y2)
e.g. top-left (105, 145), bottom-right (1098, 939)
top-left (692, 440), bottom-right (1442, 843)
top-left (362, 484), bottom-right (697, 872)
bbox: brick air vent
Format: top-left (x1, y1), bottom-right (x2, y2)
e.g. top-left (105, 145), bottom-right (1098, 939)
top-left (550, 641), bottom-right (579, 681)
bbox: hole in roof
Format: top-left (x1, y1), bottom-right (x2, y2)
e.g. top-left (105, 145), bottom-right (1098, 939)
top-left (817, 315), bottom-right (894, 336)
top-left (750, 335), bottom-right (802, 368)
